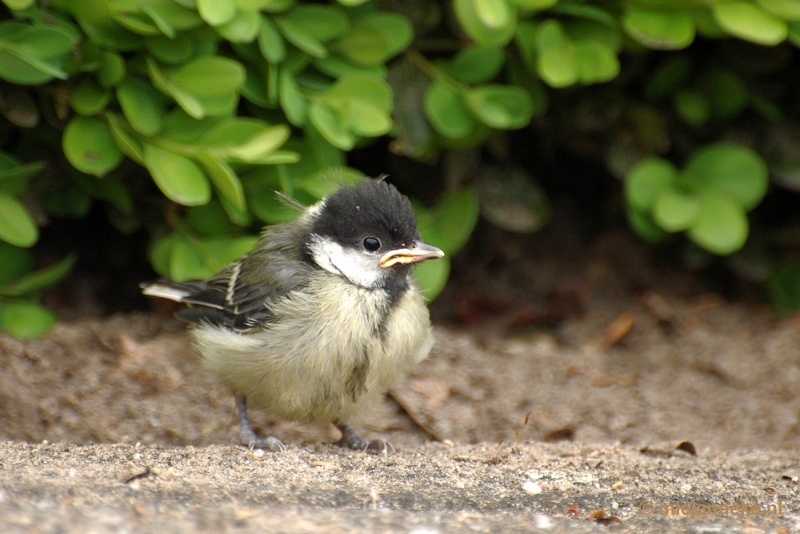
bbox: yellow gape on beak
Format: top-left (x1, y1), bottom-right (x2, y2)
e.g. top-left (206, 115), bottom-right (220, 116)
top-left (380, 240), bottom-right (444, 268)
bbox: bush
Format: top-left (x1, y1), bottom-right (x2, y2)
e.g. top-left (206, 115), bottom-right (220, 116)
top-left (2, 0), bottom-right (800, 337)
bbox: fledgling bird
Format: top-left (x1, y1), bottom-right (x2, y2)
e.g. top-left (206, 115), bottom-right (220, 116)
top-left (141, 178), bottom-right (444, 453)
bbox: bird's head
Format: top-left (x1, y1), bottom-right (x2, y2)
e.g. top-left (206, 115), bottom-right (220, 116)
top-left (304, 179), bottom-right (444, 290)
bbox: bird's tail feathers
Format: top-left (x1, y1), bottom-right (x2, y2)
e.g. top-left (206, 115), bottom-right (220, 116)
top-left (140, 281), bottom-right (193, 303)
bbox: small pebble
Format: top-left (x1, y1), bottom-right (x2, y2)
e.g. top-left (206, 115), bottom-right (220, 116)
top-left (523, 480), bottom-right (543, 494)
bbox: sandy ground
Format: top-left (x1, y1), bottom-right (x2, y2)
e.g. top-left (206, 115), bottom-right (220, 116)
top-left (1, 227), bottom-right (800, 532)
top-left (1, 440), bottom-right (798, 533)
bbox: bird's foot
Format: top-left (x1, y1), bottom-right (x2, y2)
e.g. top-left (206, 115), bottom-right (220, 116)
top-left (236, 395), bottom-right (285, 452)
top-left (240, 427), bottom-right (286, 452)
top-left (335, 423), bottom-right (394, 455)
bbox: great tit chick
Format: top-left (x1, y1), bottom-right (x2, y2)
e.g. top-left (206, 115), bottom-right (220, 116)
top-left (141, 179), bottom-right (444, 453)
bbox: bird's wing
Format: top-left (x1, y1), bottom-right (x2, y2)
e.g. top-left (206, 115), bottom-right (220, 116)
top-left (142, 230), bottom-right (313, 331)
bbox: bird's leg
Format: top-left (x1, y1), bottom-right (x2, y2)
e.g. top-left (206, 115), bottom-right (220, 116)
top-left (335, 422), bottom-right (394, 455)
top-left (236, 395), bottom-right (285, 452)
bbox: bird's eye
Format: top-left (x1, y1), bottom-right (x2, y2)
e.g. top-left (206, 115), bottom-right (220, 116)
top-left (363, 237), bottom-right (381, 252)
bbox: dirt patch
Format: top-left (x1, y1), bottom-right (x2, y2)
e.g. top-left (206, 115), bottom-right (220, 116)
top-left (2, 226), bottom-right (800, 531)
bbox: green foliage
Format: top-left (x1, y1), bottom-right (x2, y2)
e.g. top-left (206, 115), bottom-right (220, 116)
top-left (0, 152), bottom-right (74, 337)
top-left (415, 188), bottom-right (480, 299)
top-left (625, 143), bottom-right (768, 255)
top-left (767, 260), bottom-right (800, 315)
top-left (2, 0), bottom-right (800, 333)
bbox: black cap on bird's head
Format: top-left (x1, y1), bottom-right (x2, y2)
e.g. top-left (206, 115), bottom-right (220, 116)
top-left (306, 178), bottom-right (444, 290)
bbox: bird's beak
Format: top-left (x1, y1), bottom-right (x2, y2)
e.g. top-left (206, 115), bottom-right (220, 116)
top-left (380, 240), bottom-right (445, 268)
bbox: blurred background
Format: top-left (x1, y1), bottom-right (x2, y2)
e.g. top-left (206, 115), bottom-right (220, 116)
top-left (1, 0), bottom-right (800, 336)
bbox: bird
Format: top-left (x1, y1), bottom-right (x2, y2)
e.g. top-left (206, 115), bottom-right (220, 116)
top-left (141, 178), bottom-right (444, 453)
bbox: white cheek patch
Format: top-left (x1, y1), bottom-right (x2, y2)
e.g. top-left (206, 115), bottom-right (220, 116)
top-left (309, 235), bottom-right (386, 288)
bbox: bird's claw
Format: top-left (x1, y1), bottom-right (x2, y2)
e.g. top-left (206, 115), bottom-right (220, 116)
top-left (241, 428), bottom-right (286, 452)
top-left (335, 424), bottom-right (394, 455)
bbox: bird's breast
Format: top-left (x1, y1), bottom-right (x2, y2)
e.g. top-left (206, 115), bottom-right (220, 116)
top-left (192, 272), bottom-right (432, 423)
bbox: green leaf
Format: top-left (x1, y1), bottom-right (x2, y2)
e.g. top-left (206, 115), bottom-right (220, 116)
top-left (298, 166), bottom-right (363, 198)
top-left (622, 8), bottom-right (695, 50)
top-left (69, 80), bottom-right (111, 116)
top-left (625, 157), bottom-right (679, 212)
top-left (195, 119), bottom-right (291, 161)
top-left (713, 2), bottom-right (788, 45)
top-left (279, 70), bottom-right (307, 126)
top-left (417, 188), bottom-right (479, 255)
top-left (150, 233), bottom-right (178, 277)
top-left (0, 301), bottom-right (57, 339)
top-left (413, 256), bottom-right (450, 301)
top-left (699, 68), bottom-right (748, 120)
top-left (652, 187), bottom-right (701, 232)
top-left (336, 12), bottom-right (412, 67)
top-left (259, 15), bottom-right (286, 63)
top-left (117, 76), bottom-right (165, 136)
top-left (283, 5), bottom-right (349, 42)
top-left (3, 0), bottom-right (35, 9)
top-left (195, 154), bottom-right (247, 212)
top-left (565, 19), bottom-right (622, 53)
top-left (217, 9), bottom-right (260, 42)
top-left (149, 56), bottom-right (245, 119)
top-left (142, 0), bottom-right (203, 33)
top-left (454, 0), bottom-right (517, 47)
top-left (112, 12), bottom-right (160, 36)
top-left (443, 45), bottom-right (505, 84)
top-left (198, 0), bottom-right (236, 26)
top-left (549, 3), bottom-right (615, 26)
top-left (0, 21), bottom-right (75, 85)
top-left (325, 74), bottom-right (392, 112)
top-left (41, 185), bottom-right (91, 219)
top-left (308, 101), bottom-right (355, 150)
top-left (346, 101), bottom-right (392, 137)
top-left (464, 85), bottom-right (534, 129)
top-left (314, 55), bottom-right (387, 79)
top-left (0, 193), bottom-right (37, 247)
top-left (248, 184), bottom-right (300, 224)
top-left (424, 82), bottom-right (476, 139)
top-left (536, 19), bottom-right (579, 88)
top-left (0, 51), bottom-right (60, 85)
top-left (62, 116), bottom-right (123, 177)
top-left (474, 0), bottom-right (512, 29)
top-left (573, 39), bottom-right (619, 84)
top-left (3, 23), bottom-right (76, 58)
top-left (218, 193), bottom-right (252, 227)
top-left (757, 0), bottom-right (800, 20)
top-left (275, 16), bottom-right (328, 58)
top-left (687, 194), bottom-right (749, 255)
top-left (169, 237), bottom-right (212, 281)
top-left (767, 261), bottom-right (800, 314)
top-left (194, 236), bottom-right (259, 272)
top-left (97, 50), bottom-right (126, 88)
top-left (644, 54), bottom-right (693, 101)
top-left (0, 242), bottom-right (31, 285)
top-left (248, 149), bottom-right (300, 165)
top-left (0, 156), bottom-right (43, 195)
top-left (145, 34), bottom-right (194, 64)
top-left (674, 89), bottom-right (710, 126)
top-left (336, 29), bottom-right (390, 68)
top-left (165, 56), bottom-right (246, 97)
top-left (627, 207), bottom-right (667, 242)
top-left (682, 143), bottom-right (769, 211)
top-left (105, 112), bottom-right (145, 165)
top-left (143, 144), bottom-right (211, 206)
top-left (0, 255), bottom-right (74, 297)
